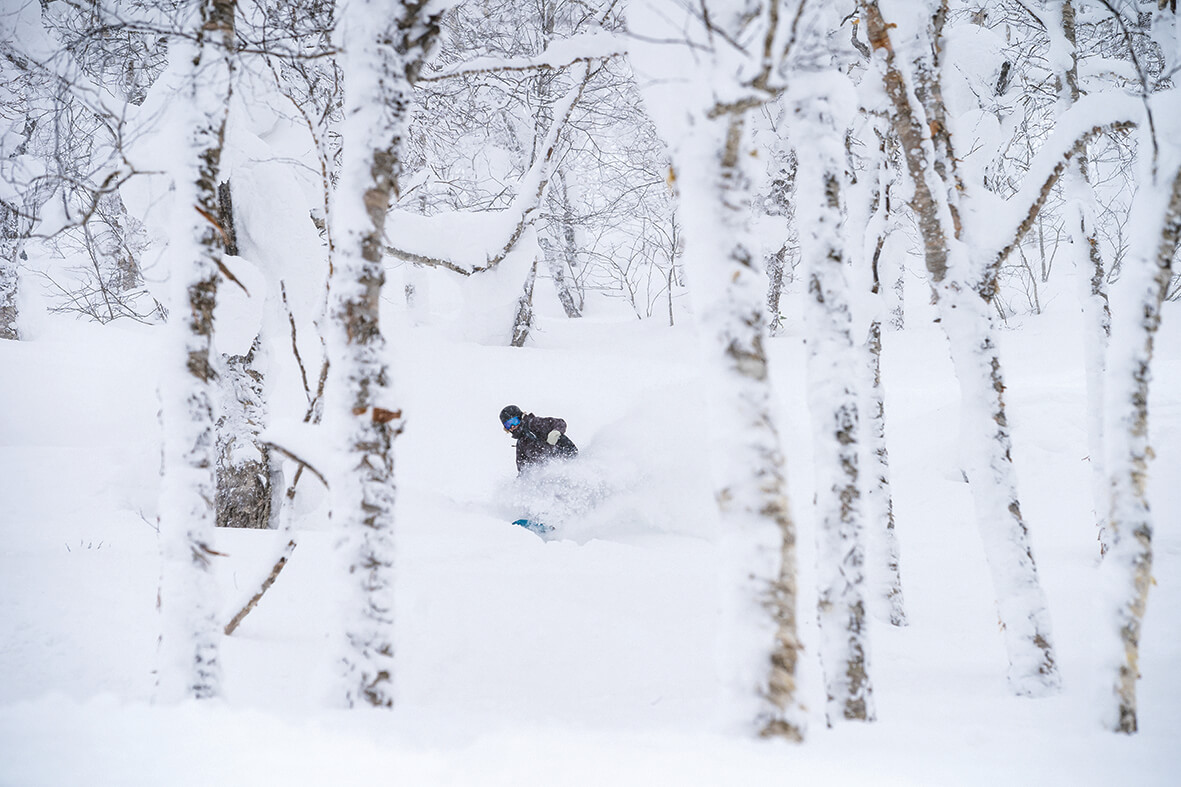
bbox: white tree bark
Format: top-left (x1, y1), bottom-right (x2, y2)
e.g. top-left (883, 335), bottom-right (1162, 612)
top-left (1052, 0), bottom-right (1113, 555)
top-left (1101, 162), bottom-right (1181, 733)
top-left (215, 338), bottom-right (275, 529)
top-left (792, 80), bottom-right (875, 724)
top-left (157, 0), bottom-right (234, 702)
top-left (860, 108), bottom-right (908, 628)
top-left (0, 239), bottom-right (18, 340)
top-left (626, 0), bottom-right (811, 740)
top-left (863, 0), bottom-right (1061, 696)
top-left (672, 109), bottom-right (804, 740)
top-left (329, 0), bottom-right (441, 708)
top-left (865, 316), bottom-right (907, 628)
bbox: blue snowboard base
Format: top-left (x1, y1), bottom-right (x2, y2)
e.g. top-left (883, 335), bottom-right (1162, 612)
top-left (512, 518), bottom-right (554, 536)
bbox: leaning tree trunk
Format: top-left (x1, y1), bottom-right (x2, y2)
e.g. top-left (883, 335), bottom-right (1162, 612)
top-left (328, 0), bottom-right (440, 709)
top-left (1101, 164), bottom-right (1181, 734)
top-left (156, 0), bottom-right (234, 702)
top-left (794, 84), bottom-right (876, 724)
top-left (865, 316), bottom-right (907, 627)
top-left (627, 0), bottom-right (810, 740)
top-left (862, 0), bottom-right (1060, 697)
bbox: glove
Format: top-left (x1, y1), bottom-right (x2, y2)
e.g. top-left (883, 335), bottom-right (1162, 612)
top-left (546, 429), bottom-right (562, 445)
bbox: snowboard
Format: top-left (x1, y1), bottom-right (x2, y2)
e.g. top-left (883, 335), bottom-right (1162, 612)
top-left (512, 518), bottom-right (554, 536)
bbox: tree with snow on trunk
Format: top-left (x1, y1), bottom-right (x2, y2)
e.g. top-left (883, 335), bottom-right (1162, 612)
top-left (791, 70), bottom-right (876, 724)
top-left (1098, 2), bottom-right (1180, 734)
top-left (629, 0), bottom-right (811, 739)
top-left (328, 0), bottom-right (445, 708)
top-left (156, 0), bottom-right (235, 702)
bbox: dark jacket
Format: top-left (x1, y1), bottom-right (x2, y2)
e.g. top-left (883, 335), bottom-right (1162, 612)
top-left (513, 413), bottom-right (578, 473)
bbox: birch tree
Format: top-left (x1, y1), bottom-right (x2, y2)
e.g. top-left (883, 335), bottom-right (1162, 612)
top-left (0, 2), bottom-right (166, 329)
top-left (216, 337), bottom-right (280, 530)
top-left (860, 0), bottom-right (1066, 696)
top-left (329, 0), bottom-right (444, 708)
top-left (529, 0), bottom-right (588, 321)
top-left (403, 1), bottom-right (675, 327)
top-left (1097, 0), bottom-right (1180, 735)
top-left (1101, 155), bottom-right (1179, 735)
top-left (0, 206), bottom-right (19, 340)
top-left (156, 0), bottom-right (235, 701)
top-left (1050, 0), bottom-right (1115, 553)
top-left (791, 72), bottom-right (876, 723)
top-left (630, 0), bottom-right (808, 739)
top-left (858, 115), bottom-right (907, 627)
top-left (0, 23), bottom-right (53, 342)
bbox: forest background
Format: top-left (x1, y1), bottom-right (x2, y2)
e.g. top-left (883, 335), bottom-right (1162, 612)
top-left (1, 0), bottom-right (1179, 783)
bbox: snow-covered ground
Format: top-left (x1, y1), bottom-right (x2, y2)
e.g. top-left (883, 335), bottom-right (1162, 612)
top-left (1, 284), bottom-right (1178, 785)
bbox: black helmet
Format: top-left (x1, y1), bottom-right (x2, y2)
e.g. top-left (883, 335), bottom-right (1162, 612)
top-left (499, 405), bottom-right (523, 425)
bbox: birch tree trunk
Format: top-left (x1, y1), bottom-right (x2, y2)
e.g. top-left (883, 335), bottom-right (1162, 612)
top-left (1101, 163), bottom-right (1181, 733)
top-left (792, 81), bottom-right (875, 723)
top-left (855, 102), bottom-right (908, 627)
top-left (0, 210), bottom-right (19, 340)
top-left (533, 3), bottom-right (583, 321)
top-left (678, 110), bottom-right (805, 740)
top-left (764, 136), bottom-right (796, 338)
top-left (862, 0), bottom-right (1060, 696)
top-left (329, 0), bottom-right (440, 708)
top-left (157, 0), bottom-right (234, 702)
top-left (626, 0), bottom-right (811, 741)
top-left (542, 169), bottom-right (584, 319)
top-left (1055, 0), bottom-right (1113, 555)
top-left (1, 112), bottom-right (45, 341)
top-left (865, 316), bottom-right (907, 627)
top-left (511, 257), bottom-right (539, 347)
top-left (215, 338), bottom-right (276, 529)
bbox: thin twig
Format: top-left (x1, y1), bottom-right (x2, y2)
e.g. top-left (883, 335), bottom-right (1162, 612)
top-left (1095, 0), bottom-right (1159, 170)
top-left (280, 281), bottom-right (312, 405)
top-left (224, 539), bottom-right (298, 636)
top-left (265, 442), bottom-right (329, 488)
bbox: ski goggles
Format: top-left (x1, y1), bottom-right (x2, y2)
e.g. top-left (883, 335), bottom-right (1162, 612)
top-left (503, 416), bottom-right (521, 431)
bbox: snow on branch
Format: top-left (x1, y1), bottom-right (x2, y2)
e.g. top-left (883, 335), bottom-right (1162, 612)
top-left (264, 441), bottom-right (329, 488)
top-left (417, 31), bottom-right (625, 83)
top-left (989, 93), bottom-right (1142, 273)
top-left (384, 64), bottom-right (597, 275)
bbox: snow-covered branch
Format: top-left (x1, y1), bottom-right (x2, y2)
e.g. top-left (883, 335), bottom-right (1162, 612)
top-left (417, 30), bottom-right (624, 82)
top-left (989, 94), bottom-right (1142, 274)
top-left (384, 63), bottom-right (596, 275)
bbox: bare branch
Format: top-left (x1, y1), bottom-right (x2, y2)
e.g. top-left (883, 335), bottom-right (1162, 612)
top-left (385, 63), bottom-right (598, 275)
top-left (280, 282), bottom-right (312, 405)
top-left (224, 539), bottom-right (298, 636)
top-left (991, 120), bottom-right (1137, 273)
top-left (1095, 0), bottom-right (1160, 168)
top-left (417, 32), bottom-right (625, 83)
top-left (264, 442), bottom-right (329, 488)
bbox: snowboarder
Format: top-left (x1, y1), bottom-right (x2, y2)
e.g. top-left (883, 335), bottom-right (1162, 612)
top-left (500, 404), bottom-right (578, 475)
